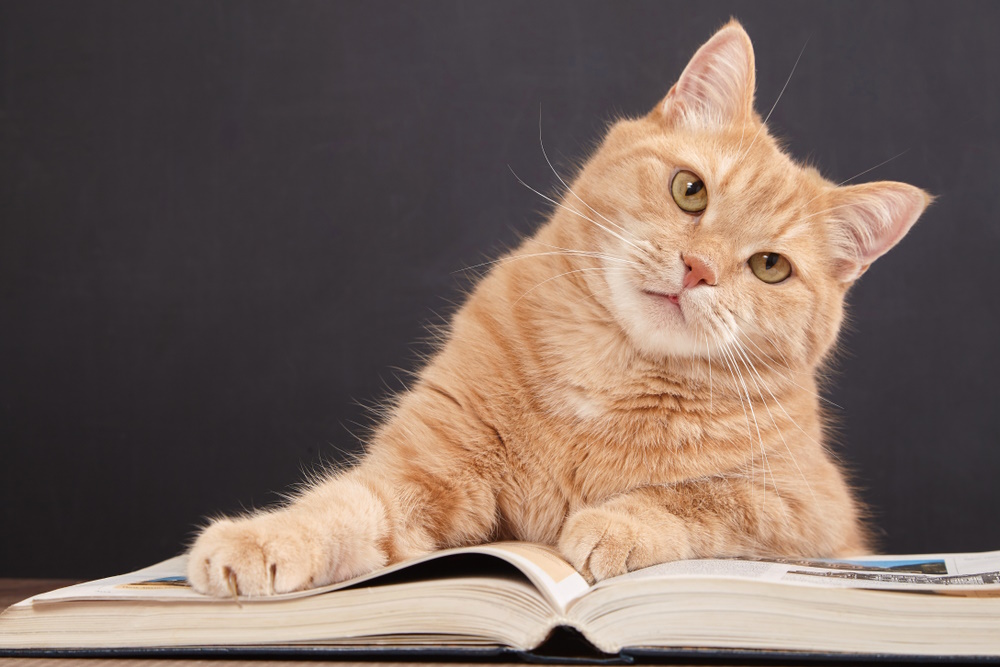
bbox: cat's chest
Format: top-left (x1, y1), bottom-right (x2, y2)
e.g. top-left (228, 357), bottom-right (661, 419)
top-left (493, 399), bottom-right (748, 543)
top-left (511, 392), bottom-right (752, 500)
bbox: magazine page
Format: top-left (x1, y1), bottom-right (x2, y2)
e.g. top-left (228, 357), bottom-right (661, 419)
top-left (776, 549), bottom-right (1000, 590)
top-left (29, 542), bottom-right (589, 611)
top-left (28, 556), bottom-right (200, 604)
top-left (596, 549), bottom-right (1000, 594)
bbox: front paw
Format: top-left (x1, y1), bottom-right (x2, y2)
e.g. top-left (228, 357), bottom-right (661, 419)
top-left (187, 514), bottom-right (315, 596)
top-left (558, 506), bottom-right (686, 582)
top-left (187, 509), bottom-right (387, 597)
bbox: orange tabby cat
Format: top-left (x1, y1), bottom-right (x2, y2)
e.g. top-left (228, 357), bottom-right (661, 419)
top-left (188, 21), bottom-right (930, 595)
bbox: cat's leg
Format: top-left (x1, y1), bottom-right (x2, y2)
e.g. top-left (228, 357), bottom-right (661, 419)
top-left (557, 471), bottom-right (865, 582)
top-left (186, 390), bottom-right (503, 596)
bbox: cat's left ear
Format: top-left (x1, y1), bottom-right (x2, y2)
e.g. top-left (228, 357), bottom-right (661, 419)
top-left (658, 20), bottom-right (756, 128)
top-left (826, 181), bottom-right (933, 282)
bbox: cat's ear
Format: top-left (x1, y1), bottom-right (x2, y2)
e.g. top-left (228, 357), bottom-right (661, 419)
top-left (826, 182), bottom-right (933, 282)
top-left (658, 20), bottom-right (756, 128)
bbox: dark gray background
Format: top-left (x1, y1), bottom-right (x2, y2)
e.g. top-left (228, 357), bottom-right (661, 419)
top-left (2, 1), bottom-right (998, 579)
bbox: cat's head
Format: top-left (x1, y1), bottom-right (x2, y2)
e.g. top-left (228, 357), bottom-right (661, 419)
top-left (560, 21), bottom-right (930, 370)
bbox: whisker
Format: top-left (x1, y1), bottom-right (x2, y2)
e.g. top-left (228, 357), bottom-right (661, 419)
top-left (534, 240), bottom-right (644, 267)
top-left (537, 109), bottom-right (641, 245)
top-left (712, 332), bottom-right (756, 507)
top-left (455, 250), bottom-right (639, 274)
top-left (728, 313), bottom-right (842, 409)
top-left (740, 37), bottom-right (809, 162)
top-left (721, 340), bottom-right (774, 510)
top-left (704, 330), bottom-right (713, 411)
top-left (563, 278), bottom-right (620, 312)
top-left (731, 340), bottom-right (817, 504)
top-left (801, 148), bottom-right (912, 210)
top-left (730, 353), bottom-right (792, 529)
top-left (784, 201), bottom-right (873, 227)
top-left (734, 328), bottom-right (844, 410)
top-left (512, 266), bottom-right (622, 307)
top-left (508, 166), bottom-right (645, 254)
top-left (730, 327), bottom-right (833, 450)
top-left (834, 148), bottom-right (912, 187)
top-left (730, 312), bottom-right (798, 373)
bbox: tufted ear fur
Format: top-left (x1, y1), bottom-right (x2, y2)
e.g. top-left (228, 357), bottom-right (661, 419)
top-left (826, 181), bottom-right (932, 282)
top-left (658, 20), bottom-right (756, 128)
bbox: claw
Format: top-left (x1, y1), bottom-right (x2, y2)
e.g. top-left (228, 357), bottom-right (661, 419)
top-left (224, 567), bottom-right (241, 606)
top-left (268, 563), bottom-right (277, 595)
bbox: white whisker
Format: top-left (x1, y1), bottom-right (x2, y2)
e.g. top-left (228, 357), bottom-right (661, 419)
top-left (720, 340), bottom-right (774, 510)
top-left (740, 37), bottom-right (809, 163)
top-left (735, 327), bottom-right (843, 410)
top-left (712, 332), bottom-right (756, 507)
top-left (730, 327), bottom-right (830, 451)
top-left (704, 330), bottom-right (713, 411)
top-left (786, 201), bottom-right (873, 227)
top-left (512, 266), bottom-right (622, 307)
top-left (456, 249), bottom-right (639, 274)
top-left (731, 340), bottom-right (816, 504)
top-left (537, 110), bottom-right (641, 246)
top-left (801, 149), bottom-right (912, 210)
top-left (564, 278), bottom-right (620, 312)
top-left (835, 149), bottom-right (912, 187)
top-left (508, 166), bottom-right (645, 254)
top-left (730, 312), bottom-right (796, 371)
top-left (729, 313), bottom-right (842, 409)
top-left (534, 241), bottom-right (643, 267)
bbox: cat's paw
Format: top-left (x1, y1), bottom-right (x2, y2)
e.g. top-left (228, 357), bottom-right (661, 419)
top-left (187, 514), bottom-right (320, 596)
top-left (557, 506), bottom-right (686, 582)
top-left (187, 492), bottom-right (389, 597)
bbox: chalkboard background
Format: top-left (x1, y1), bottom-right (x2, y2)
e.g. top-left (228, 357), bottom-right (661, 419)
top-left (2, 1), bottom-right (998, 578)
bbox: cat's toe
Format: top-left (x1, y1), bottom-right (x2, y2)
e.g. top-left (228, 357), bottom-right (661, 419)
top-left (187, 515), bottom-right (320, 597)
top-left (558, 508), bottom-right (633, 581)
top-left (558, 506), bottom-right (686, 582)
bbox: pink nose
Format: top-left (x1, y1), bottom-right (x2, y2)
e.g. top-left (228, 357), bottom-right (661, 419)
top-left (682, 254), bottom-right (717, 289)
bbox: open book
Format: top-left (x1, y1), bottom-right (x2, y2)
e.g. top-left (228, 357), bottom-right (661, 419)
top-left (2, 542), bottom-right (999, 661)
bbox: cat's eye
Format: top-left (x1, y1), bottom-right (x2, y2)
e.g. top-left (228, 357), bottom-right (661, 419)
top-left (670, 170), bottom-right (708, 214)
top-left (748, 252), bottom-right (792, 284)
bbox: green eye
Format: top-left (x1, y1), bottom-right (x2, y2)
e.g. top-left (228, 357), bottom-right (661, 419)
top-left (670, 170), bottom-right (708, 214)
top-left (749, 252), bottom-right (792, 284)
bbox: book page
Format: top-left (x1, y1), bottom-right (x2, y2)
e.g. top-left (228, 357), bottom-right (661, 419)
top-left (473, 542), bottom-right (590, 610)
top-left (776, 550), bottom-right (1000, 591)
top-left (29, 542), bottom-right (589, 612)
top-left (30, 556), bottom-right (201, 604)
top-left (595, 549), bottom-right (1000, 594)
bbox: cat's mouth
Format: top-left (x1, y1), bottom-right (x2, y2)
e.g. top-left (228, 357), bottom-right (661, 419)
top-left (641, 289), bottom-right (681, 309)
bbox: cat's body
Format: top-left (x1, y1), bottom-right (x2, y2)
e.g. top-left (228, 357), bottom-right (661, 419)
top-left (188, 22), bottom-right (928, 596)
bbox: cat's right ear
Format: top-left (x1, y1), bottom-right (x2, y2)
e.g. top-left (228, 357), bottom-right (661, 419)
top-left (826, 181), bottom-right (933, 283)
top-left (657, 20), bottom-right (756, 129)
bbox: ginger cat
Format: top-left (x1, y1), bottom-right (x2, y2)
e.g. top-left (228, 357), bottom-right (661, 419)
top-left (188, 21), bottom-right (930, 596)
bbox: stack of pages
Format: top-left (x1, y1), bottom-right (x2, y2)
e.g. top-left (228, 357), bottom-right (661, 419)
top-left (2, 542), bottom-right (998, 661)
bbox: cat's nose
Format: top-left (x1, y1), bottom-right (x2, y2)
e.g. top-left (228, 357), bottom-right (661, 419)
top-left (682, 253), bottom-right (718, 289)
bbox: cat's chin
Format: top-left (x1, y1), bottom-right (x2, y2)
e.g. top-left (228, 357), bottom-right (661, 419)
top-left (604, 270), bottom-right (710, 361)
